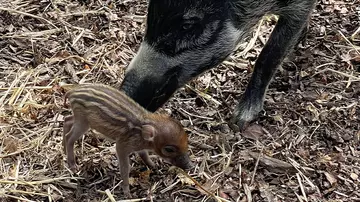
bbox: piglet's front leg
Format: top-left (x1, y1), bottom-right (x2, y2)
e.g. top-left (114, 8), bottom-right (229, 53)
top-left (115, 142), bottom-right (132, 198)
top-left (138, 150), bottom-right (155, 168)
top-left (62, 116), bottom-right (74, 154)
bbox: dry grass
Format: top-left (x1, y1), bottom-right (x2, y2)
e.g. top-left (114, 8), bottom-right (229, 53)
top-left (0, 0), bottom-right (359, 201)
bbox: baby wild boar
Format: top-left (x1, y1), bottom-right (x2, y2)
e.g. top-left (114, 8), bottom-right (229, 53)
top-left (62, 84), bottom-right (192, 196)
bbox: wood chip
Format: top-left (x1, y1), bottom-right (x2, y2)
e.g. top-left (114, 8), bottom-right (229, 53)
top-left (324, 172), bottom-right (337, 186)
top-left (248, 152), bottom-right (295, 172)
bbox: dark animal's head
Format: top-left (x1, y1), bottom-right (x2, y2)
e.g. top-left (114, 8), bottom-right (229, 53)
top-left (121, 0), bottom-right (243, 111)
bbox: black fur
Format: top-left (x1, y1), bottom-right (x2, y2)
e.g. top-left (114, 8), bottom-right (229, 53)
top-left (121, 65), bottom-right (182, 111)
top-left (120, 0), bottom-right (317, 131)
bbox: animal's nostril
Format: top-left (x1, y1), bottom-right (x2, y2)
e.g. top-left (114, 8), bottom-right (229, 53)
top-left (182, 161), bottom-right (194, 170)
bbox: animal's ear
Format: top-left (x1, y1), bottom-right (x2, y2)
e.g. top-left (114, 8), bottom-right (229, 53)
top-left (142, 124), bottom-right (156, 141)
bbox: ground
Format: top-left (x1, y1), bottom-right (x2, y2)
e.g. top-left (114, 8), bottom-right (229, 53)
top-left (0, 0), bottom-right (359, 201)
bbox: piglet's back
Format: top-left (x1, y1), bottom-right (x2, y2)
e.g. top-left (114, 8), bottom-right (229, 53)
top-left (65, 84), bottom-right (148, 127)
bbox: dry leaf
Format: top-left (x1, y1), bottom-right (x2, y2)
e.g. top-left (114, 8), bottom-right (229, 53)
top-left (258, 181), bottom-right (276, 202)
top-left (219, 190), bottom-right (230, 199)
top-left (248, 152), bottom-right (295, 171)
top-left (196, 180), bottom-right (220, 195)
top-left (128, 177), bottom-right (136, 186)
top-left (319, 155), bottom-right (332, 163)
top-left (177, 172), bottom-right (195, 185)
top-left (3, 137), bottom-right (19, 153)
top-left (272, 115), bottom-right (284, 124)
top-left (324, 172), bottom-right (337, 186)
top-left (306, 104), bottom-right (320, 121)
top-left (242, 124), bottom-right (265, 140)
top-left (138, 169), bottom-right (152, 182)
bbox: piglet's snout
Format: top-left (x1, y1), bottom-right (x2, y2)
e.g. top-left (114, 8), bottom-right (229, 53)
top-left (173, 154), bottom-right (193, 170)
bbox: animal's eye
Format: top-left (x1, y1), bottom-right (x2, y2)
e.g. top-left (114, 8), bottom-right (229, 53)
top-left (181, 17), bottom-right (200, 30)
top-left (182, 22), bottom-right (194, 30)
top-left (162, 146), bottom-right (177, 155)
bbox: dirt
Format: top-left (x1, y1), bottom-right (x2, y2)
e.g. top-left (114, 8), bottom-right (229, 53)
top-left (0, 0), bottom-right (359, 201)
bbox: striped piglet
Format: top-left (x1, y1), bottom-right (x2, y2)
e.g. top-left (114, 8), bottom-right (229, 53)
top-left (63, 84), bottom-right (192, 197)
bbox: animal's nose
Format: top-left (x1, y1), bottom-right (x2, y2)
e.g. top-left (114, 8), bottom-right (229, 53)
top-left (177, 155), bottom-right (194, 170)
top-left (183, 161), bottom-right (194, 170)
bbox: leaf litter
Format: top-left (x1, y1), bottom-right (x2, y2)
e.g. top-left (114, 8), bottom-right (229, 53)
top-left (0, 0), bottom-right (359, 201)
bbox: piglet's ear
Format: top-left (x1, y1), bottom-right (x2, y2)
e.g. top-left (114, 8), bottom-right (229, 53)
top-left (142, 124), bottom-right (156, 141)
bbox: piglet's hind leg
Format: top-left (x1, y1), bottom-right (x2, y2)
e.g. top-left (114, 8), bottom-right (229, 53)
top-left (64, 117), bottom-right (89, 172)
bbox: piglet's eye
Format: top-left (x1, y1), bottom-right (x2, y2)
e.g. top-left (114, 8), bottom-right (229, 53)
top-left (162, 146), bottom-right (177, 155)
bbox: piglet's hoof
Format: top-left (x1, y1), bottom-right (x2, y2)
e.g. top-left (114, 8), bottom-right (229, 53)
top-left (68, 164), bottom-right (79, 173)
top-left (125, 192), bottom-right (132, 198)
top-left (145, 161), bottom-right (156, 169)
top-left (122, 188), bottom-right (132, 198)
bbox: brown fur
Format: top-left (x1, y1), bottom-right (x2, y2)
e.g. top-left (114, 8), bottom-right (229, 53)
top-left (62, 84), bottom-right (192, 197)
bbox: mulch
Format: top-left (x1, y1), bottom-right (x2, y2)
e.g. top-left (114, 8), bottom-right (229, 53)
top-left (0, 0), bottom-right (359, 201)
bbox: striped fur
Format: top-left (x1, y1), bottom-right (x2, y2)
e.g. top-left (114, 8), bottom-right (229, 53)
top-left (65, 84), bottom-right (148, 128)
top-left (62, 84), bottom-right (192, 196)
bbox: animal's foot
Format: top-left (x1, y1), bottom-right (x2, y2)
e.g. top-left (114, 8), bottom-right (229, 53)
top-left (122, 186), bottom-right (132, 198)
top-left (229, 97), bottom-right (263, 132)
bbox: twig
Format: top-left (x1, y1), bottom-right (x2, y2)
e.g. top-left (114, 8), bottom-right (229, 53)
top-left (0, 146), bottom-right (34, 158)
top-left (314, 63), bottom-right (338, 70)
top-left (0, 7), bottom-right (57, 28)
top-left (239, 164), bottom-right (242, 189)
top-left (0, 86), bottom-right (53, 91)
top-left (6, 189), bottom-right (50, 197)
top-left (250, 148), bottom-right (262, 185)
top-left (72, 29), bottom-right (86, 46)
top-left (117, 198), bottom-right (148, 202)
top-left (210, 152), bottom-right (233, 180)
top-left (169, 167), bottom-right (228, 202)
top-left (222, 61), bottom-right (248, 69)
top-left (159, 179), bottom-right (180, 194)
top-left (351, 26), bottom-right (360, 40)
top-left (338, 30), bottom-right (360, 54)
top-left (61, 10), bottom-right (106, 17)
top-left (0, 177), bottom-right (84, 185)
top-left (296, 173), bottom-right (308, 202)
top-left (295, 192), bottom-right (304, 202)
top-left (8, 69), bottom-right (33, 106)
top-left (239, 18), bottom-right (264, 56)
top-left (0, 29), bottom-right (61, 39)
top-left (47, 186), bottom-right (52, 202)
top-left (46, 55), bottom-right (95, 66)
top-left (0, 69), bottom-right (24, 108)
top-left (314, 67), bottom-right (360, 81)
top-left (178, 108), bottom-right (214, 120)
top-left (185, 84), bottom-right (221, 105)
top-left (0, 193), bottom-right (35, 202)
top-left (243, 183), bottom-right (252, 202)
top-left (105, 189), bottom-right (116, 202)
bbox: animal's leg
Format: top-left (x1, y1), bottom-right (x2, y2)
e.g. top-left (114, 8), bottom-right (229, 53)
top-left (115, 142), bottom-right (132, 198)
top-left (64, 116), bottom-right (89, 171)
top-left (138, 150), bottom-right (155, 168)
top-left (230, 2), bottom-right (315, 131)
top-left (62, 115), bottom-right (74, 155)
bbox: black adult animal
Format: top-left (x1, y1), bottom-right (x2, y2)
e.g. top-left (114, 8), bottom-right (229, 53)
top-left (120, 0), bottom-right (316, 131)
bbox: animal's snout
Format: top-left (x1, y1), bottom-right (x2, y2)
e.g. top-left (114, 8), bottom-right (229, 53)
top-left (121, 46), bottom-right (182, 111)
top-left (174, 154), bottom-right (193, 170)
